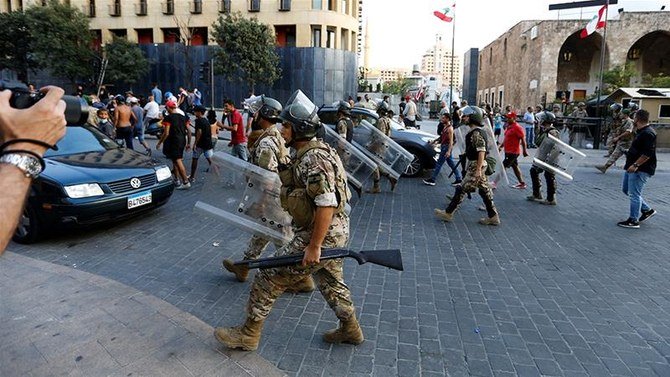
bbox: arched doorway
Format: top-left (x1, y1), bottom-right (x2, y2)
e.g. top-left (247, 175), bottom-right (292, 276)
top-left (627, 31), bottom-right (670, 85)
top-left (556, 31), bottom-right (609, 102)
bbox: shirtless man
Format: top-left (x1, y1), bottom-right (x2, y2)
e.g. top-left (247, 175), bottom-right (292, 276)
top-left (113, 95), bottom-right (136, 150)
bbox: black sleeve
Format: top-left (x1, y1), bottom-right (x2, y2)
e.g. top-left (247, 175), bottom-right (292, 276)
top-left (639, 132), bottom-right (656, 157)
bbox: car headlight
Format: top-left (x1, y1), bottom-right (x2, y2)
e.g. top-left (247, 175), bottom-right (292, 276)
top-left (155, 166), bottom-right (172, 182)
top-left (421, 136), bottom-right (435, 144)
top-left (64, 183), bottom-right (104, 198)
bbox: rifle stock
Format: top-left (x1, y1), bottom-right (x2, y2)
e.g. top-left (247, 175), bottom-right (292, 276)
top-left (235, 249), bottom-right (403, 271)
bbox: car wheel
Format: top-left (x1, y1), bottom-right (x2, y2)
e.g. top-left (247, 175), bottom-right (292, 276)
top-left (12, 204), bottom-right (42, 244)
top-left (403, 151), bottom-right (424, 178)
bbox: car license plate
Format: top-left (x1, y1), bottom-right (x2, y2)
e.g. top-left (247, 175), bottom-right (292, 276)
top-left (128, 190), bottom-right (152, 209)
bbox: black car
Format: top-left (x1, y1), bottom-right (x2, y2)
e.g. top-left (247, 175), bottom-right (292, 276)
top-left (318, 106), bottom-right (439, 177)
top-left (14, 124), bottom-right (175, 243)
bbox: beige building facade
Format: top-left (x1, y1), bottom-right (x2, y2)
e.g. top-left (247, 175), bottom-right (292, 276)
top-left (420, 35), bottom-right (462, 89)
top-left (476, 11), bottom-right (670, 109)
top-left (1, 0), bottom-right (359, 52)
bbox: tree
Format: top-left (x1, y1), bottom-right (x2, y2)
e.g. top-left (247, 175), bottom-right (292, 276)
top-left (172, 15), bottom-right (197, 89)
top-left (26, 0), bottom-right (94, 85)
top-left (644, 73), bottom-right (670, 88)
top-left (0, 11), bottom-right (39, 82)
top-left (383, 78), bottom-right (413, 95)
top-left (104, 36), bottom-right (149, 89)
top-left (211, 12), bottom-right (281, 92)
top-left (602, 63), bottom-right (636, 93)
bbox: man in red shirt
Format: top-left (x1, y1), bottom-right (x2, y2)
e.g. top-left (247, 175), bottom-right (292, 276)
top-left (499, 112), bottom-right (528, 189)
top-left (222, 98), bottom-right (248, 161)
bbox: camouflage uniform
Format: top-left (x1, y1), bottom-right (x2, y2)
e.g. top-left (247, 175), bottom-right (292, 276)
top-left (336, 116), bottom-right (354, 142)
top-left (246, 140), bottom-right (355, 322)
top-left (372, 115), bottom-right (392, 183)
top-left (444, 127), bottom-right (498, 219)
top-left (604, 117), bottom-right (634, 168)
top-left (569, 108), bottom-right (589, 146)
top-left (529, 126), bottom-right (561, 202)
top-left (244, 126), bottom-right (291, 260)
top-left (605, 112), bottom-right (623, 156)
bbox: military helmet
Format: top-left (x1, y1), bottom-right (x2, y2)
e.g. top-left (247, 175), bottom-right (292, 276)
top-left (461, 105), bottom-right (484, 126)
top-left (627, 102), bottom-right (639, 111)
top-left (622, 108), bottom-right (631, 115)
top-left (578, 102), bottom-right (586, 107)
top-left (279, 90), bottom-right (322, 142)
top-left (257, 96), bottom-right (283, 122)
top-left (336, 100), bottom-right (351, 116)
top-left (538, 110), bottom-right (556, 125)
top-left (377, 101), bottom-right (390, 115)
top-left (610, 103), bottom-right (622, 112)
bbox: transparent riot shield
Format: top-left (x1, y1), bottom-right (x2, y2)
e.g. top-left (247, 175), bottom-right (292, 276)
top-left (533, 134), bottom-right (586, 181)
top-left (452, 125), bottom-right (467, 157)
top-left (322, 126), bottom-right (377, 191)
top-left (481, 124), bottom-right (509, 186)
top-left (193, 152), bottom-right (293, 244)
top-left (351, 120), bottom-right (414, 180)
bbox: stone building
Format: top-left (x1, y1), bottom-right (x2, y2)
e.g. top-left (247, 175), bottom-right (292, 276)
top-left (476, 11), bottom-right (670, 109)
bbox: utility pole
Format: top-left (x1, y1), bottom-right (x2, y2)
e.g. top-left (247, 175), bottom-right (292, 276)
top-left (210, 58), bottom-right (215, 109)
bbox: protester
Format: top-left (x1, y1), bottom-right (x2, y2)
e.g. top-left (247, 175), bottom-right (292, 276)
top-left (189, 106), bottom-right (214, 182)
top-left (617, 109), bottom-right (657, 228)
top-left (97, 108), bottom-right (115, 138)
top-left (129, 97), bottom-right (151, 155)
top-left (207, 109), bottom-right (222, 149)
top-left (143, 94), bottom-right (161, 129)
top-left (221, 99), bottom-right (248, 161)
top-left (113, 95), bottom-right (135, 150)
top-left (523, 106), bottom-right (536, 148)
top-left (499, 112), bottom-right (528, 189)
top-left (157, 100), bottom-right (192, 189)
top-left (423, 112), bottom-right (461, 186)
top-left (402, 95), bottom-right (418, 129)
top-left (0, 86), bottom-right (66, 254)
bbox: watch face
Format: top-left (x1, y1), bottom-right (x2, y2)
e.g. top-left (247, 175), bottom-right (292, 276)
top-left (27, 158), bottom-right (42, 175)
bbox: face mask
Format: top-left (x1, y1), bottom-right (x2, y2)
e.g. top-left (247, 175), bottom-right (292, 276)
top-left (100, 119), bottom-right (108, 123)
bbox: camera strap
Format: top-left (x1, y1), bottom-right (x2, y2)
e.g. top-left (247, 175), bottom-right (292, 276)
top-left (0, 138), bottom-right (57, 152)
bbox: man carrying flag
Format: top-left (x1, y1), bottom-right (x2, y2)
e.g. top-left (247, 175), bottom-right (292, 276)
top-left (581, 4), bottom-right (607, 38)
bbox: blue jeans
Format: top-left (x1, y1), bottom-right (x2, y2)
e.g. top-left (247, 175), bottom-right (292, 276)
top-left (431, 146), bottom-right (461, 181)
top-left (525, 125), bottom-right (535, 147)
top-left (232, 143), bottom-right (249, 162)
top-left (622, 171), bottom-right (651, 221)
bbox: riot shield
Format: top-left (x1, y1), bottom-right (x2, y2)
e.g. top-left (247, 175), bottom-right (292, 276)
top-left (481, 124), bottom-right (509, 186)
top-left (452, 125), bottom-right (467, 157)
top-left (193, 152), bottom-right (293, 244)
top-left (533, 134), bottom-right (586, 181)
top-left (351, 120), bottom-right (414, 180)
top-left (322, 126), bottom-right (377, 191)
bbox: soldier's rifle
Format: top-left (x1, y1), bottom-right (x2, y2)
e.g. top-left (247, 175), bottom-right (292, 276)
top-left (234, 249), bottom-right (403, 271)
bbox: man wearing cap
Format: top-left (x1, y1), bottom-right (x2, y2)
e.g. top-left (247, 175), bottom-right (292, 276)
top-left (189, 105), bottom-right (213, 182)
top-left (129, 97), bottom-right (151, 155)
top-left (499, 112), bottom-right (528, 189)
top-left (113, 95), bottom-right (135, 150)
top-left (157, 100), bottom-right (192, 189)
top-left (402, 95), bottom-right (418, 129)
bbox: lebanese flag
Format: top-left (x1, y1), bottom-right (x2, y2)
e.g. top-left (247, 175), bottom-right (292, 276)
top-left (580, 4), bottom-right (607, 38)
top-left (433, 4), bottom-right (455, 22)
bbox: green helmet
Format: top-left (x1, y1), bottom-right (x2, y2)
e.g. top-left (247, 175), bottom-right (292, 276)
top-left (279, 90), bottom-right (322, 142)
top-left (376, 101), bottom-right (390, 115)
top-left (461, 105), bottom-right (484, 126)
top-left (538, 110), bottom-right (556, 125)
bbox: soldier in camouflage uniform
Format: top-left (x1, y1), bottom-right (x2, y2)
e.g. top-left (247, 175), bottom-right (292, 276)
top-left (221, 96), bottom-right (315, 292)
top-left (335, 100), bottom-right (354, 142)
top-left (604, 103), bottom-right (623, 157)
top-left (596, 109), bottom-right (634, 173)
top-left (527, 111), bottom-right (561, 205)
top-left (434, 106), bottom-right (500, 226)
top-left (367, 101), bottom-right (398, 193)
top-left (214, 90), bottom-right (363, 351)
top-left (569, 102), bottom-right (589, 147)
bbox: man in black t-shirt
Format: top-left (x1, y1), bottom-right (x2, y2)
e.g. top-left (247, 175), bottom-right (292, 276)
top-left (157, 100), bottom-right (192, 189)
top-left (617, 109), bottom-right (657, 229)
top-left (189, 106), bottom-right (214, 182)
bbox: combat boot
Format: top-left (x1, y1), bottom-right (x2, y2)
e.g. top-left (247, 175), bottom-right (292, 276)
top-left (223, 259), bottom-right (249, 282)
top-left (479, 215), bottom-right (501, 226)
top-left (434, 209), bottom-right (454, 222)
top-left (366, 181), bottom-right (381, 194)
top-left (388, 177), bottom-right (398, 192)
top-left (285, 276), bottom-right (316, 293)
top-left (214, 318), bottom-right (264, 351)
top-left (323, 315), bottom-right (364, 345)
top-left (595, 164), bottom-right (609, 173)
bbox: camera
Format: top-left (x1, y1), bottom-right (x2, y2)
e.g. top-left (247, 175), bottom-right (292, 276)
top-left (0, 80), bottom-right (89, 125)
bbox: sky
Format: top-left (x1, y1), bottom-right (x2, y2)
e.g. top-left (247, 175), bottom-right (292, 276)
top-left (365, 0), bottom-right (667, 70)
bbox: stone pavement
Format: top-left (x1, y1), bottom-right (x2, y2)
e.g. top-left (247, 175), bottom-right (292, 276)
top-left (5, 132), bottom-right (670, 376)
top-left (0, 252), bottom-right (284, 377)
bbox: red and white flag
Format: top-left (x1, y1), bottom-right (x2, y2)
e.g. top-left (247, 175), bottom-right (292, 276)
top-left (433, 4), bottom-right (455, 22)
top-left (580, 4), bottom-right (607, 38)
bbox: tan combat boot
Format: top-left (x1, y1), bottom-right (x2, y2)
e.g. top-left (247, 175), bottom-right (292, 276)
top-left (366, 181), bottom-right (381, 194)
top-left (222, 259), bottom-right (249, 282)
top-left (434, 209), bottom-right (454, 222)
top-left (595, 164), bottom-right (609, 173)
top-left (388, 177), bottom-right (398, 192)
top-left (285, 276), bottom-right (316, 293)
top-left (323, 315), bottom-right (364, 345)
top-left (214, 318), bottom-right (264, 351)
top-left (479, 214), bottom-right (501, 226)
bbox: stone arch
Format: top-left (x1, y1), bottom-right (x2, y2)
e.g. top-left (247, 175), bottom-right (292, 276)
top-left (626, 30), bottom-right (670, 85)
top-left (556, 30), bottom-right (609, 101)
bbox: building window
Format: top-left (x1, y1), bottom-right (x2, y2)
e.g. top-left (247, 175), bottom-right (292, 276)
top-left (110, 29), bottom-right (127, 38)
top-left (162, 0), bottom-right (174, 15)
top-left (341, 0), bottom-right (348, 14)
top-left (84, 0), bottom-right (96, 17)
top-left (275, 25), bottom-right (296, 47)
top-left (499, 90), bottom-right (503, 105)
top-left (135, 0), bottom-right (147, 15)
top-left (249, 0), bottom-right (260, 12)
top-left (489, 47), bottom-right (492, 65)
top-left (191, 0), bottom-right (203, 14)
top-left (340, 28), bottom-right (348, 50)
top-left (503, 38), bottom-right (507, 57)
top-left (326, 27), bottom-right (336, 48)
top-left (109, 0), bottom-right (121, 16)
top-left (312, 0), bottom-right (322, 9)
top-left (660, 104), bottom-right (670, 118)
top-left (279, 0), bottom-right (290, 11)
top-left (311, 26), bottom-right (322, 47)
top-left (162, 28), bottom-right (180, 44)
top-left (219, 0), bottom-right (231, 13)
top-left (328, 0), bottom-right (336, 11)
top-left (136, 28), bottom-right (154, 44)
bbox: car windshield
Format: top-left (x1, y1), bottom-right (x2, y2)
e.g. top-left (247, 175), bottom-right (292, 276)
top-left (45, 125), bottom-right (121, 157)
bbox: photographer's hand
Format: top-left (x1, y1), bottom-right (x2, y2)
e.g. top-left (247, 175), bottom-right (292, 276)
top-left (0, 86), bottom-right (66, 255)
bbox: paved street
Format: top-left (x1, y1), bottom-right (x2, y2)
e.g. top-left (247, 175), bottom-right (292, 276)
top-left (6, 127), bottom-right (670, 377)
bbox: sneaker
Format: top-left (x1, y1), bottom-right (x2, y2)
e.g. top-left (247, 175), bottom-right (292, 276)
top-left (595, 165), bottom-right (608, 174)
top-left (512, 183), bottom-right (527, 189)
top-left (176, 182), bottom-right (191, 190)
top-left (423, 178), bottom-right (436, 186)
top-left (527, 195), bottom-right (543, 202)
top-left (617, 218), bottom-right (640, 229)
top-left (434, 208), bottom-right (453, 222)
top-left (540, 199), bottom-right (557, 206)
top-left (451, 179), bottom-right (462, 187)
top-left (639, 209), bottom-right (657, 223)
top-left (145, 149), bottom-right (152, 156)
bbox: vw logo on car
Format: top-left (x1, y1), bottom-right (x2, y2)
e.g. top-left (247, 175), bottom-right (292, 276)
top-left (130, 178), bottom-right (142, 189)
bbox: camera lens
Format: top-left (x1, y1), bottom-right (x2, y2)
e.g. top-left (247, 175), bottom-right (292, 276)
top-left (61, 95), bottom-right (89, 125)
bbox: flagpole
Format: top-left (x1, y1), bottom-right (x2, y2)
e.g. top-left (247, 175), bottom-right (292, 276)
top-left (594, 1), bottom-right (609, 150)
top-left (449, 6), bottom-right (456, 108)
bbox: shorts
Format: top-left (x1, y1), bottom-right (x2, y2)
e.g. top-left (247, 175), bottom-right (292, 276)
top-left (134, 124), bottom-right (145, 142)
top-left (192, 147), bottom-right (214, 159)
top-left (503, 153), bottom-right (519, 168)
top-left (163, 141), bottom-right (186, 160)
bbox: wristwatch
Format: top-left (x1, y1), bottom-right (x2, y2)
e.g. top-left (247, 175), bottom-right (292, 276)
top-left (0, 153), bottom-right (43, 179)
top-left (633, 162), bottom-right (640, 168)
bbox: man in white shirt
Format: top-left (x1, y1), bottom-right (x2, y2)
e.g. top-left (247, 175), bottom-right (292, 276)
top-left (143, 94), bottom-right (161, 128)
top-left (402, 96), bottom-right (418, 129)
